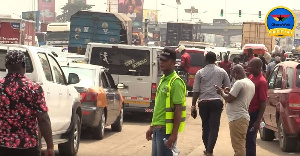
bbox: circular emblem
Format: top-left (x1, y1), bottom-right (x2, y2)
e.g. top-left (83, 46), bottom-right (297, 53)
top-left (75, 28), bottom-right (81, 33)
top-left (265, 6), bottom-right (297, 37)
top-left (102, 22), bottom-right (108, 29)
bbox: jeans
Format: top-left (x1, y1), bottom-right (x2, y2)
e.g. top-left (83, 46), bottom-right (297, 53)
top-left (0, 146), bottom-right (40, 156)
top-left (246, 111), bottom-right (259, 156)
top-left (152, 127), bottom-right (173, 156)
top-left (198, 99), bottom-right (223, 154)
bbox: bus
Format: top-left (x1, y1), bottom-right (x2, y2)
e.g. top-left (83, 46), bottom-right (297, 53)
top-left (46, 22), bottom-right (70, 47)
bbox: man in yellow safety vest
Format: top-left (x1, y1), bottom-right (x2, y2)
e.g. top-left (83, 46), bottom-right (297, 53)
top-left (146, 47), bottom-right (186, 156)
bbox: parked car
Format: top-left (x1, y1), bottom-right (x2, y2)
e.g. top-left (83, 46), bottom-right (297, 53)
top-left (0, 44), bottom-right (82, 156)
top-left (61, 63), bottom-right (124, 140)
top-left (259, 61), bottom-right (300, 152)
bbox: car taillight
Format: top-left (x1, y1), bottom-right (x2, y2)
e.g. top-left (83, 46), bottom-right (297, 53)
top-left (289, 92), bottom-right (300, 110)
top-left (80, 92), bottom-right (98, 102)
top-left (151, 83), bottom-right (157, 100)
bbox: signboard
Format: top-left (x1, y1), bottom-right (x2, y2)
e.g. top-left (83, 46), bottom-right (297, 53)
top-left (118, 0), bottom-right (144, 31)
top-left (143, 10), bottom-right (158, 24)
top-left (22, 11), bottom-right (40, 32)
top-left (38, 0), bottom-right (55, 23)
top-left (0, 22), bottom-right (20, 44)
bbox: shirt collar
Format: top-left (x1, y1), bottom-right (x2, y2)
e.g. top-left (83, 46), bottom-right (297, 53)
top-left (205, 64), bottom-right (215, 68)
top-left (161, 71), bottom-right (176, 80)
top-left (250, 72), bottom-right (263, 79)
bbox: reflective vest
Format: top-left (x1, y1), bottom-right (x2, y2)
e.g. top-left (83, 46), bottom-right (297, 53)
top-left (157, 74), bottom-right (186, 134)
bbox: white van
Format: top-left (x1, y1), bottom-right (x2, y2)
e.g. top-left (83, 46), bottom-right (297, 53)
top-left (85, 43), bottom-right (163, 114)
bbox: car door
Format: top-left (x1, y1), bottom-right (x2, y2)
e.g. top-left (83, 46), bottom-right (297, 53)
top-left (47, 54), bottom-right (71, 131)
top-left (267, 66), bottom-right (283, 127)
top-left (37, 53), bottom-right (62, 132)
top-left (100, 72), bottom-right (115, 125)
top-left (105, 71), bottom-right (121, 118)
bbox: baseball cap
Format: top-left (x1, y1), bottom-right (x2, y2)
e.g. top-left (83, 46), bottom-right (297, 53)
top-left (160, 48), bottom-right (176, 61)
top-left (5, 50), bottom-right (26, 65)
top-left (177, 45), bottom-right (186, 53)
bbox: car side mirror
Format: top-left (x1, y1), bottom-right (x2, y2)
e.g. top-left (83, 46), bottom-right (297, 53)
top-left (275, 79), bottom-right (282, 89)
top-left (68, 73), bottom-right (80, 84)
top-left (117, 83), bottom-right (125, 89)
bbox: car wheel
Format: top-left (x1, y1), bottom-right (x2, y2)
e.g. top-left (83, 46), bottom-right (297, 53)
top-left (278, 117), bottom-right (298, 152)
top-left (58, 114), bottom-right (81, 156)
top-left (111, 106), bottom-right (123, 132)
top-left (94, 111), bottom-right (105, 140)
top-left (259, 125), bottom-right (275, 141)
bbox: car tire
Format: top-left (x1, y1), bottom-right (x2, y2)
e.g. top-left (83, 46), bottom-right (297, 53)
top-left (259, 126), bottom-right (275, 141)
top-left (58, 114), bottom-right (81, 156)
top-left (111, 106), bottom-right (123, 132)
top-left (278, 117), bottom-right (298, 152)
top-left (94, 111), bottom-right (105, 140)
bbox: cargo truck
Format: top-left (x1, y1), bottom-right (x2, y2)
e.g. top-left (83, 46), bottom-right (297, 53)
top-left (242, 22), bottom-right (275, 52)
top-left (166, 22), bottom-right (201, 46)
top-left (68, 11), bottom-right (132, 54)
top-left (0, 18), bottom-right (35, 46)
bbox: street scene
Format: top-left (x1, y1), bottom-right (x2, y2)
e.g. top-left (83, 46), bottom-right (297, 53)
top-left (1, 0), bottom-right (300, 156)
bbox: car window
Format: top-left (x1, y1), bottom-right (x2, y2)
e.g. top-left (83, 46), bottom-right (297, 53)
top-left (48, 55), bottom-right (65, 84)
top-left (286, 67), bottom-right (294, 89)
top-left (268, 66), bottom-right (278, 89)
top-left (105, 72), bottom-right (116, 88)
top-left (101, 73), bottom-right (109, 88)
top-left (275, 67), bottom-right (283, 89)
top-left (61, 67), bottom-right (95, 86)
top-left (0, 50), bottom-right (33, 73)
top-left (90, 47), bottom-right (150, 76)
top-left (38, 53), bottom-right (53, 81)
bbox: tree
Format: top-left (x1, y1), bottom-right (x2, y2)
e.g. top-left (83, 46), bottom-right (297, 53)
top-left (56, 3), bottom-right (94, 22)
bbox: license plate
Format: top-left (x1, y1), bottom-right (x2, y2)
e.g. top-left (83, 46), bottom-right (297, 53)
top-left (145, 108), bottom-right (153, 112)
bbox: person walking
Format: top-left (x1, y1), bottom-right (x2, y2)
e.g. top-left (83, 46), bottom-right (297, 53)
top-left (146, 48), bottom-right (186, 156)
top-left (0, 50), bottom-right (54, 156)
top-left (178, 45), bottom-right (191, 84)
top-left (219, 54), bottom-right (232, 77)
top-left (246, 58), bottom-right (268, 156)
top-left (266, 56), bottom-right (281, 79)
top-left (191, 52), bottom-right (231, 156)
top-left (215, 65), bottom-right (255, 156)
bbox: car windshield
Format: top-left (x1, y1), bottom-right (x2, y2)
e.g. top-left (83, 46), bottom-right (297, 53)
top-left (90, 47), bottom-right (150, 76)
top-left (61, 67), bottom-right (96, 87)
top-left (176, 52), bottom-right (205, 67)
top-left (47, 32), bottom-right (70, 41)
top-left (36, 33), bottom-right (46, 42)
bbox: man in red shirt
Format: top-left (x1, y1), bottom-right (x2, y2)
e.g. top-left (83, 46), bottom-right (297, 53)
top-left (179, 45), bottom-right (191, 72)
top-left (246, 48), bottom-right (255, 73)
top-left (246, 58), bottom-right (268, 156)
top-left (219, 54), bottom-right (232, 77)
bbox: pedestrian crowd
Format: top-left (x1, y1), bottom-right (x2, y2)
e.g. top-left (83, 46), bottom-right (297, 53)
top-left (147, 46), bottom-right (287, 156)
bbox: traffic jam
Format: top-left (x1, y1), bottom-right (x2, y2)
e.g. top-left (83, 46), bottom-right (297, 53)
top-left (1, 0), bottom-right (300, 156)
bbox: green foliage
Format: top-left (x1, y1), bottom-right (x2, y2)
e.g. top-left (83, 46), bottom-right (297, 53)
top-left (56, 3), bottom-right (94, 22)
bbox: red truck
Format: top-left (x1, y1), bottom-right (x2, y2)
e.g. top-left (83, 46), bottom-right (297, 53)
top-left (0, 18), bottom-right (36, 46)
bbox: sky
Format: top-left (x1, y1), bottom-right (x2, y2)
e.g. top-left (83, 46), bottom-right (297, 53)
top-left (1, 0), bottom-right (300, 23)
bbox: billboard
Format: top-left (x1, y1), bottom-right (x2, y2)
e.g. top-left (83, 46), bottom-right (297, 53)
top-left (22, 11), bottom-right (40, 32)
top-left (38, 0), bottom-right (55, 23)
top-left (143, 9), bottom-right (158, 24)
top-left (118, 0), bottom-right (144, 31)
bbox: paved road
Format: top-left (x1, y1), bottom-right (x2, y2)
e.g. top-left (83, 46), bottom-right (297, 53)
top-left (45, 97), bottom-right (300, 156)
